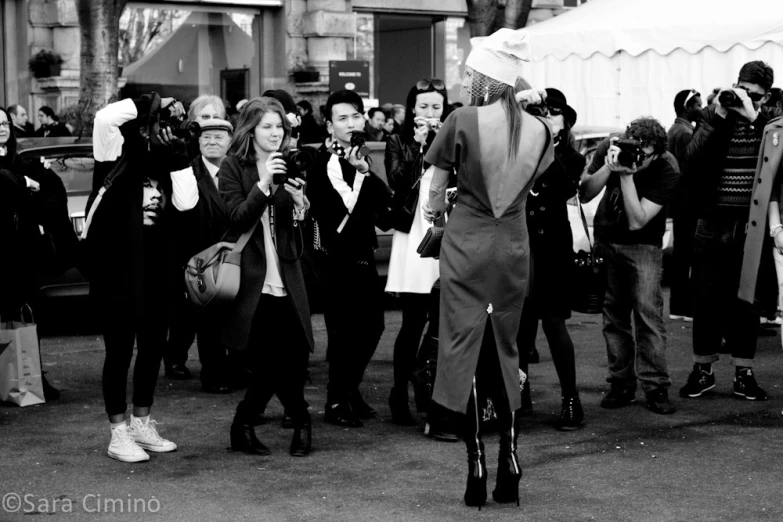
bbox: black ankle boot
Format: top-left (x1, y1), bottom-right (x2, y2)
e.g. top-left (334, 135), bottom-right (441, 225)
top-left (289, 414), bottom-right (312, 457)
top-left (464, 444), bottom-right (487, 509)
top-left (230, 411), bottom-right (270, 456)
top-left (492, 411), bottom-right (521, 506)
top-left (555, 395), bottom-right (585, 431)
top-left (389, 388), bottom-right (416, 426)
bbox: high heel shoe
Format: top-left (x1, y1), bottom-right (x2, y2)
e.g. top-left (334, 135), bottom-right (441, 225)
top-left (492, 410), bottom-right (521, 506)
top-left (289, 413), bottom-right (312, 457)
top-left (464, 446), bottom-right (487, 509)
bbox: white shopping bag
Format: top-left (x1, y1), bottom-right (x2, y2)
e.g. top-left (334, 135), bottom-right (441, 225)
top-left (0, 310), bottom-right (45, 407)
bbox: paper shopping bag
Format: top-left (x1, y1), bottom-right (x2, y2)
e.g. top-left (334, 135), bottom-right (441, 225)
top-left (0, 320), bottom-right (45, 407)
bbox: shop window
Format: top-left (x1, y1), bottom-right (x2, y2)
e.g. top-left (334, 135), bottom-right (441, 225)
top-left (119, 5), bottom-right (258, 116)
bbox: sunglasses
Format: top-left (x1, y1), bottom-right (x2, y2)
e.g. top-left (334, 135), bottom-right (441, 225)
top-left (683, 89), bottom-right (700, 110)
top-left (738, 86), bottom-right (765, 102)
top-left (416, 79), bottom-right (446, 91)
top-left (548, 106), bottom-right (563, 116)
top-left (0, 121), bottom-right (9, 128)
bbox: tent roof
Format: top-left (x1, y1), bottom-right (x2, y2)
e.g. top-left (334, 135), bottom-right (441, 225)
top-left (518, 0), bottom-right (783, 60)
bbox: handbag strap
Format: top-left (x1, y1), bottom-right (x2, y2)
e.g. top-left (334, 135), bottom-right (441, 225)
top-left (232, 220), bottom-right (260, 253)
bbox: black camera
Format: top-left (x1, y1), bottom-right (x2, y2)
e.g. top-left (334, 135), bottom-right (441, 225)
top-left (718, 90), bottom-right (744, 108)
top-left (615, 139), bottom-right (645, 168)
top-left (159, 117), bottom-right (201, 142)
top-left (350, 131), bottom-right (370, 157)
top-left (273, 148), bottom-right (313, 186)
top-left (525, 103), bottom-right (549, 118)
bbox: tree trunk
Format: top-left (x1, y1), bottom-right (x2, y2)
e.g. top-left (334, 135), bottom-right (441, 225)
top-left (75, 0), bottom-right (127, 136)
top-left (504, 0), bottom-right (534, 29)
top-left (466, 0), bottom-right (502, 37)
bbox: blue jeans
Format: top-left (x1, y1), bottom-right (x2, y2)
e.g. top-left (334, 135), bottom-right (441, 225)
top-left (597, 242), bottom-right (671, 393)
top-left (691, 217), bottom-right (758, 367)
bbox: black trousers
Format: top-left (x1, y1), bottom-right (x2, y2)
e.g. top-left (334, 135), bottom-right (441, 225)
top-left (392, 293), bottom-right (430, 391)
top-left (325, 259), bottom-right (385, 405)
top-left (164, 297), bottom-right (229, 385)
top-left (101, 304), bottom-right (168, 416)
top-left (236, 294), bottom-right (310, 422)
top-left (669, 204), bottom-right (698, 317)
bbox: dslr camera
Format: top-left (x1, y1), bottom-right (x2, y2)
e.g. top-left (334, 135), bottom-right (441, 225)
top-left (159, 114), bottom-right (201, 142)
top-left (273, 148), bottom-right (314, 186)
top-left (718, 90), bottom-right (744, 109)
top-left (614, 139), bottom-right (645, 168)
top-left (525, 102), bottom-right (549, 118)
top-left (350, 131), bottom-right (371, 157)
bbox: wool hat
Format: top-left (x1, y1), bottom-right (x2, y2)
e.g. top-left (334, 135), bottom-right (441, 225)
top-left (465, 28), bottom-right (531, 87)
top-left (544, 88), bottom-right (577, 127)
top-left (262, 89), bottom-right (297, 115)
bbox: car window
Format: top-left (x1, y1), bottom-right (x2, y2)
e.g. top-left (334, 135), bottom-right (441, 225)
top-left (46, 154), bottom-right (94, 195)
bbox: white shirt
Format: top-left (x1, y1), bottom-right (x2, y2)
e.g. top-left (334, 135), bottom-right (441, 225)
top-left (257, 168), bottom-right (286, 297)
top-left (326, 154), bottom-right (367, 233)
top-left (170, 156), bottom-right (221, 211)
top-left (93, 98), bottom-right (137, 162)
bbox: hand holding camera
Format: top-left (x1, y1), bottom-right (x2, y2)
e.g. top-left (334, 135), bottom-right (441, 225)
top-left (515, 89), bottom-right (547, 109)
top-left (606, 137), bottom-right (645, 175)
top-left (347, 132), bottom-right (370, 174)
top-left (264, 152), bottom-right (286, 191)
top-left (413, 117), bottom-right (442, 146)
top-left (715, 87), bottom-right (758, 122)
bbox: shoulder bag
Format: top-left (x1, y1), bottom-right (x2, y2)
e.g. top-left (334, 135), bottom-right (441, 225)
top-left (571, 196), bottom-right (606, 314)
top-left (416, 213), bottom-right (446, 259)
top-left (184, 221), bottom-right (259, 309)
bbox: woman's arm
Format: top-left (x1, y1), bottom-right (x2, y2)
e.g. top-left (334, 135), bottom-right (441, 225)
top-left (425, 165), bottom-right (450, 219)
top-left (219, 158), bottom-right (269, 233)
top-left (384, 135), bottom-right (416, 191)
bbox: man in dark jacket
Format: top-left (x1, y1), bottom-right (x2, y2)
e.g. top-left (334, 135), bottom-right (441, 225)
top-left (165, 118), bottom-right (233, 393)
top-left (34, 106), bottom-right (71, 138)
top-left (680, 61), bottom-right (777, 401)
top-left (666, 89), bottom-right (703, 322)
top-left (307, 90), bottom-right (391, 427)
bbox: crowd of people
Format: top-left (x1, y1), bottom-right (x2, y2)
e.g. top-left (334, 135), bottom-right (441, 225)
top-left (4, 25), bottom-right (783, 510)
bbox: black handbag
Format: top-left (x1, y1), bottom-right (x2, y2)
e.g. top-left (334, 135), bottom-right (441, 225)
top-left (571, 197), bottom-right (606, 314)
top-left (416, 214), bottom-right (445, 259)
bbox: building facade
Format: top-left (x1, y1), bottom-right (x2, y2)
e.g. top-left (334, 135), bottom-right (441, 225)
top-left (0, 0), bottom-right (575, 125)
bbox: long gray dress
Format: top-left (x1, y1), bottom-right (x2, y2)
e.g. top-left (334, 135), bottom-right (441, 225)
top-left (424, 104), bottom-right (553, 414)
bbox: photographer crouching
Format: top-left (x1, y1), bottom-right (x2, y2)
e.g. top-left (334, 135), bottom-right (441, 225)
top-left (681, 61), bottom-right (778, 401)
top-left (85, 93), bottom-right (195, 463)
top-left (580, 118), bottom-right (680, 415)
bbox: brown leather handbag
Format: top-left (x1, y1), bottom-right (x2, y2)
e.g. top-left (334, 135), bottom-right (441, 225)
top-left (184, 221), bottom-right (258, 309)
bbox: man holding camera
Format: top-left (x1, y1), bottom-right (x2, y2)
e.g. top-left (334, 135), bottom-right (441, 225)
top-left (681, 61), bottom-right (777, 401)
top-left (307, 89), bottom-right (391, 427)
top-left (580, 118), bottom-right (680, 415)
top-left (165, 118), bottom-right (234, 394)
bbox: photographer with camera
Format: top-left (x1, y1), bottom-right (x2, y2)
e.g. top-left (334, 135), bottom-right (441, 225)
top-left (86, 93), bottom-right (194, 462)
top-left (384, 77), bottom-right (451, 426)
top-left (218, 97), bottom-right (314, 458)
top-left (580, 117), bottom-right (680, 415)
top-left (307, 89), bottom-right (391, 428)
top-left (163, 118), bottom-right (234, 394)
top-left (680, 61), bottom-right (778, 401)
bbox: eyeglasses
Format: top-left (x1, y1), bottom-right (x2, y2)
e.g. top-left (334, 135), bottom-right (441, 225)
top-left (738, 86), bottom-right (765, 103)
top-left (683, 89), bottom-right (700, 110)
top-left (0, 121), bottom-right (9, 128)
top-left (416, 79), bottom-right (446, 91)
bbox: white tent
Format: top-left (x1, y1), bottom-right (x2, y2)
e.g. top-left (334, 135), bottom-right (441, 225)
top-left (516, 0), bottom-right (783, 128)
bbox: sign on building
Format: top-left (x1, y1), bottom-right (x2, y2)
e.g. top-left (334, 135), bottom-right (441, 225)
top-left (329, 61), bottom-right (370, 98)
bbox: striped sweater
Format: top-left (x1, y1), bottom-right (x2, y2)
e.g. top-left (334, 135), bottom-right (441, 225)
top-left (716, 118), bottom-right (761, 209)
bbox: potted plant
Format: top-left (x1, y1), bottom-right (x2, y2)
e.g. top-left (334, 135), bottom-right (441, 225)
top-left (28, 50), bottom-right (64, 79)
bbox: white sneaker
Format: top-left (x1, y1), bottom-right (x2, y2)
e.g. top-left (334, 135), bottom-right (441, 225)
top-left (129, 416), bottom-right (178, 453)
top-left (108, 424), bottom-right (150, 463)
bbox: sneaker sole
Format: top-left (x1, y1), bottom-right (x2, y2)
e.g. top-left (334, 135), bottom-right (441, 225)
top-left (683, 383), bottom-right (715, 398)
top-left (108, 450), bottom-right (150, 463)
top-left (733, 390), bottom-right (766, 401)
top-left (135, 442), bottom-right (177, 453)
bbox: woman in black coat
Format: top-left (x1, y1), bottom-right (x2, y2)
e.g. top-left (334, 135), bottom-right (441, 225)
top-left (517, 88), bottom-right (586, 431)
top-left (220, 97), bottom-right (315, 457)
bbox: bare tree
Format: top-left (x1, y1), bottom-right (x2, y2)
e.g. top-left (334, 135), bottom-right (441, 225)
top-left (466, 0), bottom-right (534, 37)
top-left (74, 0), bottom-right (127, 135)
top-left (119, 9), bottom-right (184, 67)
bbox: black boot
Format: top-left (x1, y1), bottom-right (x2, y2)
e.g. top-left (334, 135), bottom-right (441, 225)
top-left (289, 413), bottom-right (312, 457)
top-left (463, 379), bottom-right (487, 510)
top-left (492, 410), bottom-right (521, 506)
top-left (230, 408), bottom-right (270, 456)
top-left (555, 395), bottom-right (585, 431)
top-left (389, 387), bottom-right (416, 426)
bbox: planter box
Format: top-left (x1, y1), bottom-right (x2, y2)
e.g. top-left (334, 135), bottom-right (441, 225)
top-left (32, 63), bottom-right (61, 79)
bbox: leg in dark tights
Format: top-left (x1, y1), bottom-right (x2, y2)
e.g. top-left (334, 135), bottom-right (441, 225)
top-left (541, 316), bottom-right (578, 397)
top-left (392, 293), bottom-right (430, 392)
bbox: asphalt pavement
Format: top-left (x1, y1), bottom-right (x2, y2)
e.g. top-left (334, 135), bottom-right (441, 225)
top-left (2, 290), bottom-right (783, 522)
